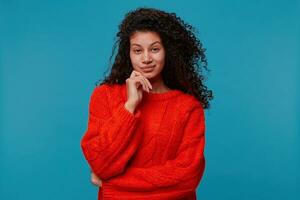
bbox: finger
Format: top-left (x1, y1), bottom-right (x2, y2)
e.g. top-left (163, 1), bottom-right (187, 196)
top-left (130, 70), bottom-right (141, 78)
top-left (132, 77), bottom-right (143, 90)
top-left (135, 76), bottom-right (148, 92)
top-left (141, 76), bottom-right (152, 90)
top-left (133, 71), bottom-right (152, 90)
top-left (91, 175), bottom-right (101, 186)
top-left (130, 71), bottom-right (151, 92)
top-left (139, 76), bottom-right (150, 92)
top-left (130, 71), bottom-right (138, 78)
top-left (137, 77), bottom-right (149, 92)
top-left (133, 70), bottom-right (141, 75)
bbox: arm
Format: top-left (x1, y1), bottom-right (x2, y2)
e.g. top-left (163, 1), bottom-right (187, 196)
top-left (80, 85), bottom-right (142, 180)
top-left (105, 104), bottom-right (206, 192)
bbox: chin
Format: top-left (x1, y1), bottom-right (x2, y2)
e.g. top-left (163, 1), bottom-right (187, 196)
top-left (135, 68), bottom-right (159, 80)
top-left (141, 72), bottom-right (156, 79)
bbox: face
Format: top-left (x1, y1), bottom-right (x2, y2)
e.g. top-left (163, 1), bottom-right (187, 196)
top-left (129, 31), bottom-right (166, 81)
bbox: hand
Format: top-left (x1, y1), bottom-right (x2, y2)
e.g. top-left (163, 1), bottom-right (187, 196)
top-left (125, 70), bottom-right (152, 113)
top-left (91, 171), bottom-right (102, 187)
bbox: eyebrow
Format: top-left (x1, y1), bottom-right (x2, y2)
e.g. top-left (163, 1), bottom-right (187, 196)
top-left (130, 41), bottom-right (161, 47)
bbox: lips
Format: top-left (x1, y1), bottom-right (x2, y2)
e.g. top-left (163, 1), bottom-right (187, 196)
top-left (141, 66), bottom-right (155, 73)
top-left (141, 65), bottom-right (155, 69)
top-left (142, 67), bottom-right (154, 72)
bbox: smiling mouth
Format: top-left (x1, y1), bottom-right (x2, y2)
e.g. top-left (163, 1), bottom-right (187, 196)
top-left (142, 66), bottom-right (155, 72)
top-left (141, 65), bottom-right (155, 70)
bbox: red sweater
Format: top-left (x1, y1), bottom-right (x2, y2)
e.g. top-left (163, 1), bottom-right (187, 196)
top-left (80, 83), bottom-right (206, 200)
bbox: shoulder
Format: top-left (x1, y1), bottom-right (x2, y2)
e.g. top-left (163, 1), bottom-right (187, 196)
top-left (88, 83), bottom-right (125, 115)
top-left (91, 83), bottom-right (126, 101)
top-left (172, 91), bottom-right (205, 124)
top-left (175, 93), bottom-right (205, 127)
top-left (176, 92), bottom-right (204, 114)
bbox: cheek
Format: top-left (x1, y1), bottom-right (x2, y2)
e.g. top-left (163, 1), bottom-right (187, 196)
top-left (130, 53), bottom-right (139, 66)
top-left (154, 53), bottom-right (165, 64)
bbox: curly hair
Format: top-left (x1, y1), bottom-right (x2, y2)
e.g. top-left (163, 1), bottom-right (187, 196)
top-left (97, 7), bottom-right (214, 109)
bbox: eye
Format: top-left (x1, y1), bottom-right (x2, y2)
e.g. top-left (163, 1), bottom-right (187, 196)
top-left (133, 49), bottom-right (142, 54)
top-left (151, 48), bottom-right (160, 52)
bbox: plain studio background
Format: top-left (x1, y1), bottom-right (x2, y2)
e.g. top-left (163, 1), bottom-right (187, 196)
top-left (0, 0), bottom-right (299, 199)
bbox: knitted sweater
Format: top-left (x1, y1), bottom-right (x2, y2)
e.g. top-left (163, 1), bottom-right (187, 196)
top-left (80, 83), bottom-right (206, 200)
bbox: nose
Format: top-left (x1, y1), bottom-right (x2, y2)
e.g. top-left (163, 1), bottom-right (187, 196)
top-left (142, 52), bottom-right (152, 64)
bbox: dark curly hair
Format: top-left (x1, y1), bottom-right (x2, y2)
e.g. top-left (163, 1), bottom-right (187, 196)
top-left (97, 7), bottom-right (213, 109)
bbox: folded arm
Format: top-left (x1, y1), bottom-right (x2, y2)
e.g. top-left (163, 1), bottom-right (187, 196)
top-left (81, 85), bottom-right (142, 180)
top-left (105, 104), bottom-right (206, 192)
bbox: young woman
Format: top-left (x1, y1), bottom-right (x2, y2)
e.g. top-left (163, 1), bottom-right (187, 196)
top-left (81, 7), bottom-right (213, 200)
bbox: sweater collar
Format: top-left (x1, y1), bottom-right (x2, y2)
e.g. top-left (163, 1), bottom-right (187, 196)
top-left (143, 89), bottom-right (182, 101)
top-left (120, 83), bottom-right (183, 101)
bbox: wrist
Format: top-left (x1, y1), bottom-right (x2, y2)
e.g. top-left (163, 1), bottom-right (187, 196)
top-left (124, 101), bottom-right (136, 114)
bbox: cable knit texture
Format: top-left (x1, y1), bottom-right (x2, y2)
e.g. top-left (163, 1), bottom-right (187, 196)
top-left (80, 83), bottom-right (206, 200)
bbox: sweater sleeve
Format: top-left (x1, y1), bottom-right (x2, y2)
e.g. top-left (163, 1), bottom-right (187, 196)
top-left (104, 103), bottom-right (206, 192)
top-left (80, 85), bottom-right (142, 180)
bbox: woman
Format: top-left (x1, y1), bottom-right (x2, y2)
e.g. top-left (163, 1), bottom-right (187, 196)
top-left (81, 7), bottom-right (213, 200)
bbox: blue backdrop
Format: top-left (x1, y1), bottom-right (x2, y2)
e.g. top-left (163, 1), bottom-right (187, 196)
top-left (1, 0), bottom-right (299, 199)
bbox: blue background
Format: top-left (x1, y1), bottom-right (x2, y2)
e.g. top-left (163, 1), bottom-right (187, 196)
top-left (1, 0), bottom-right (299, 199)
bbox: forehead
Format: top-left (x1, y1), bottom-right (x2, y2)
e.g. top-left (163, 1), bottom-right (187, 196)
top-left (130, 31), bottom-right (162, 46)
